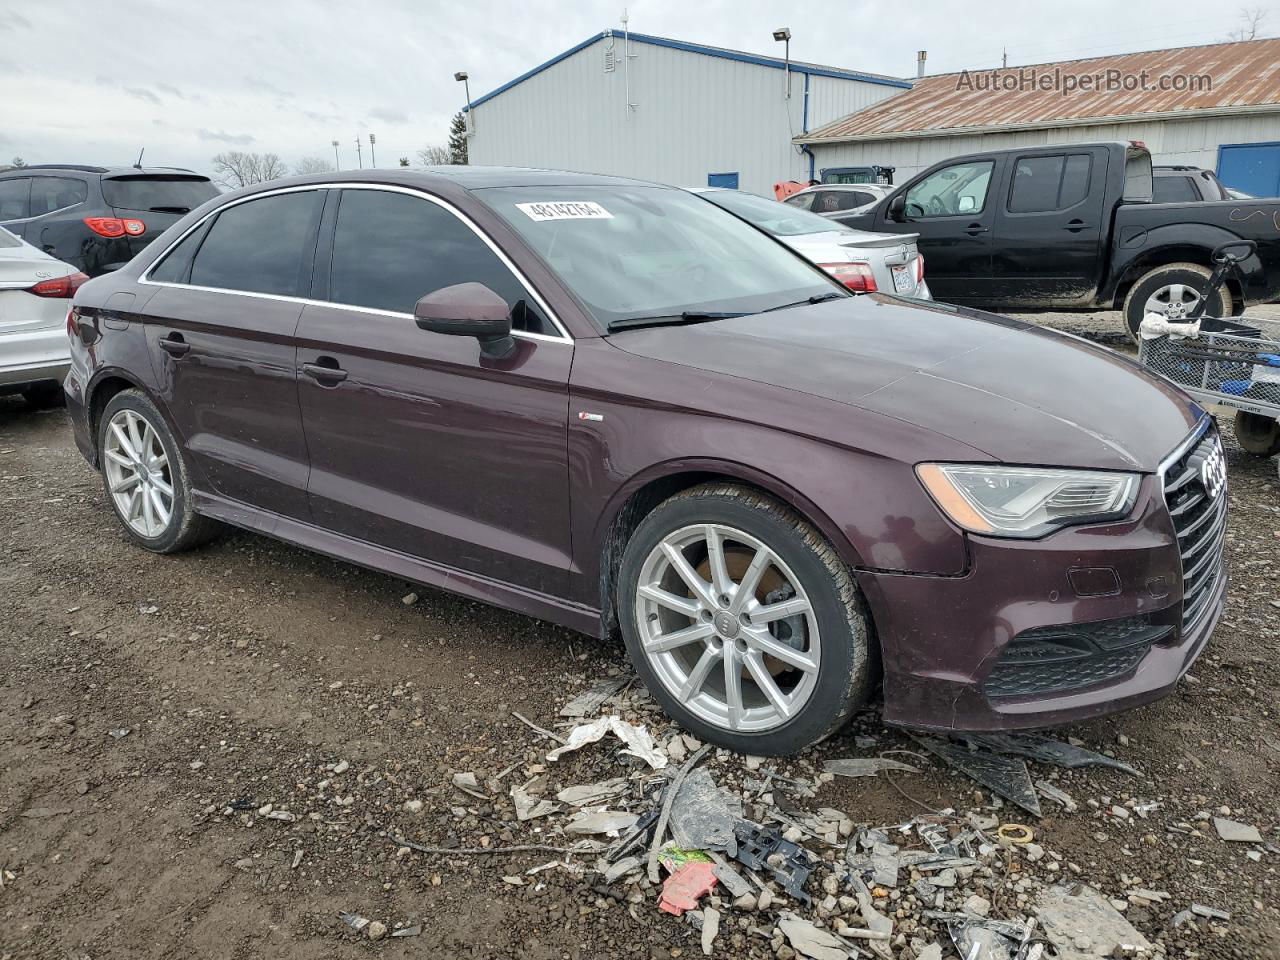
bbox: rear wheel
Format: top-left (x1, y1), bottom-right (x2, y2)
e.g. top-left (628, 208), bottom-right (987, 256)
top-left (1122, 263), bottom-right (1231, 342)
top-left (96, 390), bottom-right (220, 553)
top-left (21, 381), bottom-right (64, 409)
top-left (1234, 410), bottom-right (1280, 457)
top-left (617, 484), bottom-right (872, 755)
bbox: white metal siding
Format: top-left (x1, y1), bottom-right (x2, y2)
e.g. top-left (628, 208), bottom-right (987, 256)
top-left (468, 36), bottom-right (900, 196)
top-left (808, 113), bottom-right (1280, 182)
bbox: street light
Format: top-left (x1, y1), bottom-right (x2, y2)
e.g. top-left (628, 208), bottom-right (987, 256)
top-left (331, 139), bottom-right (340, 170)
top-left (773, 27), bottom-right (791, 99)
top-left (368, 133), bottom-right (376, 168)
top-left (455, 70), bottom-right (473, 135)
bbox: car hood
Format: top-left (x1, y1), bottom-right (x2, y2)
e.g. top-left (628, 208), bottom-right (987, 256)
top-left (606, 295), bottom-right (1201, 471)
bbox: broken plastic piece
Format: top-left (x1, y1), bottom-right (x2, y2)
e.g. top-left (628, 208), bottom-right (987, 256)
top-left (546, 715), bottom-right (668, 769)
top-left (658, 861), bottom-right (717, 916)
top-left (777, 913), bottom-right (849, 960)
top-left (1037, 884), bottom-right (1154, 958)
top-left (961, 733), bottom-right (1138, 775)
top-left (912, 735), bottom-right (1043, 817)
top-left (733, 821), bottom-right (815, 905)
top-left (1034, 780), bottom-right (1078, 812)
top-left (669, 768), bottom-right (739, 856)
top-left (556, 777), bottom-right (629, 806)
top-left (824, 757), bottom-right (919, 778)
top-left (559, 676), bottom-right (629, 717)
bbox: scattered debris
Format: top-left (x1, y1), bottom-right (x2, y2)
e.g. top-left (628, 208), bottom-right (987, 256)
top-left (451, 771), bottom-right (490, 800)
top-left (648, 744), bottom-right (712, 882)
top-left (512, 779), bottom-right (558, 822)
top-left (734, 821), bottom-right (816, 905)
top-left (340, 911), bottom-right (371, 934)
top-left (824, 757), bottom-right (919, 778)
top-left (1034, 780), bottom-right (1078, 812)
top-left (996, 823), bottom-right (1034, 844)
top-left (963, 733), bottom-right (1138, 775)
top-left (710, 857), bottom-right (752, 899)
top-left (20, 807), bottom-right (72, 819)
top-left (547, 715), bottom-right (668, 770)
top-left (1212, 817), bottom-right (1263, 843)
top-left (556, 777), bottom-right (629, 806)
top-left (391, 925), bottom-right (421, 938)
top-left (603, 856), bottom-right (642, 884)
top-left (564, 809), bottom-right (640, 836)
top-left (669, 767), bottom-right (739, 855)
top-left (1190, 902), bottom-right (1231, 921)
top-left (108, 727), bottom-right (131, 739)
top-left (701, 905), bottom-right (720, 955)
top-left (778, 912), bottom-right (850, 960)
top-left (1037, 883), bottom-right (1153, 959)
top-left (511, 710), bottom-right (567, 744)
top-left (657, 861), bottom-right (717, 916)
top-left (912, 735), bottom-right (1043, 817)
top-left (559, 676), bottom-right (629, 717)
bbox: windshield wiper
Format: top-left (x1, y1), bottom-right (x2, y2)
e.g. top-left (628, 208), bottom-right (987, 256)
top-left (606, 311), bottom-right (747, 332)
top-left (760, 292), bottom-right (846, 313)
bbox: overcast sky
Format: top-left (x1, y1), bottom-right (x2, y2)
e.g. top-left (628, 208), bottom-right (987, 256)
top-left (1, 0), bottom-right (1268, 174)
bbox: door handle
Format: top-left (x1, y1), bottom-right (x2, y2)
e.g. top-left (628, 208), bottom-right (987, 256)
top-left (1063, 219), bottom-right (1090, 232)
top-left (964, 223), bottom-right (989, 235)
top-left (302, 358), bottom-right (348, 385)
top-left (158, 333), bottom-right (190, 357)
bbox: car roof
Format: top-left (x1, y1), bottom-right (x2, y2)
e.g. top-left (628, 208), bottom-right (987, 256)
top-left (0, 164), bottom-right (205, 178)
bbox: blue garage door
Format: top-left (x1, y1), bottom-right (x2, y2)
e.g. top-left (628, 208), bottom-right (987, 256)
top-left (707, 172), bottom-right (739, 189)
top-left (1217, 142), bottom-right (1280, 198)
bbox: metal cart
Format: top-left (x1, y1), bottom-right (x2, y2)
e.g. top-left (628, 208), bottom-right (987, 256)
top-left (1138, 240), bottom-right (1280, 457)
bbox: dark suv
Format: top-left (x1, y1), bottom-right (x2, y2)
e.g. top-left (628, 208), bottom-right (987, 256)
top-left (0, 165), bottom-right (218, 276)
top-left (65, 168), bottom-right (1226, 755)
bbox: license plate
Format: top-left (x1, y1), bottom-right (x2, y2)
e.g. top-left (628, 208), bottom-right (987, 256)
top-left (891, 264), bottom-right (913, 294)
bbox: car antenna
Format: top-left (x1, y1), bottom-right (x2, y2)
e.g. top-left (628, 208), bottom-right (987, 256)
top-left (134, 147), bottom-right (145, 170)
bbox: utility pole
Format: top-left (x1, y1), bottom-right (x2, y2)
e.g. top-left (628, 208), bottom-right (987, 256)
top-left (355, 135), bottom-right (363, 169)
top-left (331, 139), bottom-right (340, 170)
top-left (1002, 47), bottom-right (1008, 68)
top-left (368, 133), bottom-right (376, 168)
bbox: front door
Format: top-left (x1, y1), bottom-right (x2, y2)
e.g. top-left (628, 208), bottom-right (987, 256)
top-left (871, 158), bottom-right (1001, 304)
top-left (296, 186), bottom-right (574, 596)
top-left (141, 188), bottom-right (324, 520)
top-left (988, 147), bottom-right (1109, 306)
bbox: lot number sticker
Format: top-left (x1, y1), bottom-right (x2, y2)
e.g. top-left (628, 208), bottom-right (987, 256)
top-left (517, 201), bottom-right (614, 222)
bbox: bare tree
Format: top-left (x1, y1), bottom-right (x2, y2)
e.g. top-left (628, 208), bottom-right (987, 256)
top-left (210, 151), bottom-right (287, 189)
top-left (417, 145), bottom-right (451, 166)
top-left (10, 156), bottom-right (27, 168)
top-left (1227, 7), bottom-right (1267, 40)
top-left (293, 156), bottom-right (334, 176)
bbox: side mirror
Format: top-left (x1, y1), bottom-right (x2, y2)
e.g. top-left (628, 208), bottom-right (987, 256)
top-left (414, 282), bottom-right (515, 358)
top-left (887, 194), bottom-right (907, 222)
top-left (957, 195), bottom-right (976, 213)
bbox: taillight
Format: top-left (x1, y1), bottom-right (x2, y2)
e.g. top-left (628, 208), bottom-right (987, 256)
top-left (29, 272), bottom-right (90, 298)
top-left (916, 253), bottom-right (926, 283)
top-left (83, 217), bottom-right (145, 238)
top-left (820, 262), bottom-right (877, 292)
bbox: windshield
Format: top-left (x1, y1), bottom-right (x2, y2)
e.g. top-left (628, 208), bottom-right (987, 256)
top-left (101, 175), bottom-right (219, 213)
top-left (476, 185), bottom-right (843, 330)
top-left (698, 190), bottom-right (850, 237)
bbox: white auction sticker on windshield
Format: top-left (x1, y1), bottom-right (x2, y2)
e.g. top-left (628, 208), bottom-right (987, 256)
top-left (516, 201), bottom-right (614, 222)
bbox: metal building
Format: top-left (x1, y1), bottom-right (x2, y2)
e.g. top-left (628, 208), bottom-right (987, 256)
top-left (800, 38), bottom-right (1280, 195)
top-left (464, 31), bottom-right (910, 196)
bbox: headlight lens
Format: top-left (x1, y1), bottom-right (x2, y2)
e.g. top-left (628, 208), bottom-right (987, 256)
top-left (916, 463), bottom-right (1139, 538)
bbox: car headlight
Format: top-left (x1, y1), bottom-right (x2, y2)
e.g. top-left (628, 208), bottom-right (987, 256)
top-left (916, 463), bottom-right (1139, 538)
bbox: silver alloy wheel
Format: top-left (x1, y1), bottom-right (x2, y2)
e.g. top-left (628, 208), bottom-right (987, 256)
top-left (1145, 282), bottom-right (1202, 320)
top-left (103, 409), bottom-right (174, 538)
top-left (634, 523), bottom-right (820, 733)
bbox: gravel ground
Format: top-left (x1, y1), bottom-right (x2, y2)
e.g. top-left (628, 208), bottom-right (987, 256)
top-left (1, 311), bottom-right (1278, 960)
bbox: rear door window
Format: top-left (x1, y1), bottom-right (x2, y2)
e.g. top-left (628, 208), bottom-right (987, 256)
top-left (102, 176), bottom-right (219, 214)
top-left (189, 190), bottom-right (323, 297)
top-left (29, 177), bottom-right (87, 216)
top-left (327, 188), bottom-right (553, 335)
top-left (0, 177), bottom-right (30, 221)
top-left (783, 193), bottom-right (815, 210)
top-left (1008, 154), bottom-right (1092, 213)
top-left (1152, 176), bottom-right (1199, 203)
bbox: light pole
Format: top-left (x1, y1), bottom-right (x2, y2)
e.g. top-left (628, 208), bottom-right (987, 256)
top-left (455, 70), bottom-right (473, 135)
top-left (331, 139), bottom-right (340, 170)
top-left (773, 28), bottom-right (791, 99)
top-left (354, 135), bottom-right (363, 169)
top-left (368, 133), bottom-right (376, 168)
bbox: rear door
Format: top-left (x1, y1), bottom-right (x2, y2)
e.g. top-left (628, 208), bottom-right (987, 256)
top-left (869, 157), bottom-right (1001, 303)
top-left (140, 188), bottom-right (323, 519)
top-left (101, 174), bottom-right (220, 257)
top-left (988, 146), bottom-right (1109, 306)
top-left (296, 186), bottom-right (574, 594)
top-left (0, 177), bottom-right (31, 237)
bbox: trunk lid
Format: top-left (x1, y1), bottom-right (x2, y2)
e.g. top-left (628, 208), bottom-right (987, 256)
top-left (101, 173), bottom-right (219, 257)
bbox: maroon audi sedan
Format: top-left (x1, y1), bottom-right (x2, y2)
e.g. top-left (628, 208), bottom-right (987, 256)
top-left (63, 168), bottom-right (1227, 755)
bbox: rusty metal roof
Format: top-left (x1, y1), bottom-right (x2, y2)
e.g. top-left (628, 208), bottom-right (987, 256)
top-left (803, 38), bottom-right (1280, 143)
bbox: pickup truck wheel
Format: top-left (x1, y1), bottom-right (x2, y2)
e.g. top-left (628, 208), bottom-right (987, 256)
top-left (617, 483), bottom-right (873, 756)
top-left (1234, 410), bottom-right (1280, 457)
top-left (1123, 263), bottom-right (1231, 342)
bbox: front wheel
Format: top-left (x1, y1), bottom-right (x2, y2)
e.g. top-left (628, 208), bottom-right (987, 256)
top-left (1234, 410), bottom-right (1280, 457)
top-left (1122, 263), bottom-right (1231, 342)
top-left (617, 484), bottom-right (873, 755)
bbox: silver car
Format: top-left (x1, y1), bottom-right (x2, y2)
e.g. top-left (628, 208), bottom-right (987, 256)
top-left (782, 183), bottom-right (894, 219)
top-left (691, 188), bottom-right (930, 299)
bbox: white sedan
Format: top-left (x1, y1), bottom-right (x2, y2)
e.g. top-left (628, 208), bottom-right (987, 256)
top-left (0, 226), bottom-right (86, 407)
top-left (690, 188), bottom-right (930, 300)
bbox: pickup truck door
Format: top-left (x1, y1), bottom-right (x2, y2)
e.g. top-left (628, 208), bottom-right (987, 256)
top-left (866, 157), bottom-right (1002, 304)
top-left (988, 146), bottom-right (1110, 306)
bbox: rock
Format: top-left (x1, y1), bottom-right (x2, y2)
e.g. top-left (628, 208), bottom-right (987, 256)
top-left (963, 894), bottom-right (991, 917)
top-left (21, 807), bottom-right (72, 819)
top-left (667, 737), bottom-right (687, 763)
top-left (1191, 903), bottom-right (1230, 920)
top-left (333, 760), bottom-right (350, 775)
top-left (401, 592), bottom-right (418, 605)
top-left (757, 887), bottom-right (774, 911)
top-left (1212, 817), bottom-right (1262, 843)
top-left (367, 920), bottom-right (388, 941)
top-left (732, 893), bottom-right (758, 912)
top-left (777, 913), bottom-right (848, 960)
top-left (1038, 883), bottom-right (1153, 959)
top-left (701, 906), bottom-right (720, 955)
top-left (403, 799), bottom-right (423, 814)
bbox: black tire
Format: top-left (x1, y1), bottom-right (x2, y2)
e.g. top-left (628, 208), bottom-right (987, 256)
top-left (1122, 263), bottom-right (1231, 342)
top-left (617, 483), bottom-right (873, 755)
top-left (1234, 410), bottom-right (1280, 457)
top-left (96, 389), bottom-right (221, 554)
top-left (21, 381), bottom-right (65, 409)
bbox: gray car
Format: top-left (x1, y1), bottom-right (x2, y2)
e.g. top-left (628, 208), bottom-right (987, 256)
top-left (692, 188), bottom-right (929, 299)
top-left (782, 183), bottom-right (894, 218)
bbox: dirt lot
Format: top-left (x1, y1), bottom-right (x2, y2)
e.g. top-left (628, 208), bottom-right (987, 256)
top-left (2, 311), bottom-right (1278, 960)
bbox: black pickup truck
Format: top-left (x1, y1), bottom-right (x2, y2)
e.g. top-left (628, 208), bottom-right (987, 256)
top-left (835, 141), bottom-right (1280, 337)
